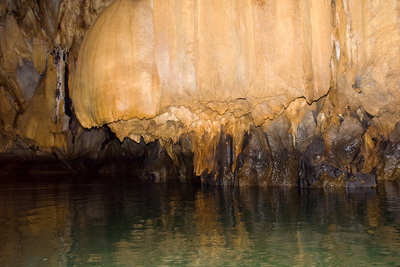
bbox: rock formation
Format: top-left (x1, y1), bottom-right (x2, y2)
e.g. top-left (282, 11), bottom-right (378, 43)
top-left (1, 0), bottom-right (400, 187)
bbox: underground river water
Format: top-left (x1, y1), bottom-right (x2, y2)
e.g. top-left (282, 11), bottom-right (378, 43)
top-left (0, 175), bottom-right (399, 266)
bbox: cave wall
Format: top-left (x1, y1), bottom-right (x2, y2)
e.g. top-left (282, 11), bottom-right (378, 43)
top-left (1, 0), bottom-right (400, 186)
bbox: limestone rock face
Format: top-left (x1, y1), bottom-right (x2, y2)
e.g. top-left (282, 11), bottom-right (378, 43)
top-left (73, 0), bottom-right (333, 127)
top-left (72, 0), bottom-right (334, 176)
top-left (2, 0), bottom-right (400, 186)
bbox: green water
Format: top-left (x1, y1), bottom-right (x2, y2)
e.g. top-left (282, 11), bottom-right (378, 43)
top-left (0, 176), bottom-right (399, 266)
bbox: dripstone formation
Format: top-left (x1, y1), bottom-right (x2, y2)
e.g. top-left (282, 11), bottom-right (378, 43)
top-left (1, 0), bottom-right (400, 187)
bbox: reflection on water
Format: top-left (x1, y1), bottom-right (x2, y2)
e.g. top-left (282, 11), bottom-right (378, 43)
top-left (0, 176), bottom-right (399, 266)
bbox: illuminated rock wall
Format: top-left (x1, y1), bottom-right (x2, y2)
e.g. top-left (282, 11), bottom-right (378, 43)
top-left (1, 0), bottom-right (400, 186)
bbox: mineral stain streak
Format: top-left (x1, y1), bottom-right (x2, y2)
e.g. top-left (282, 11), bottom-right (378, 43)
top-left (52, 46), bottom-right (65, 123)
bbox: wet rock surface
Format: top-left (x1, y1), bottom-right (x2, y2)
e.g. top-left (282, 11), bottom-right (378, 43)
top-left (298, 115), bottom-right (379, 188)
top-left (382, 122), bottom-right (400, 181)
top-left (235, 127), bottom-right (272, 186)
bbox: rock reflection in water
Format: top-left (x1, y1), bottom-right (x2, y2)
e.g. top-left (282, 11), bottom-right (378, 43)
top-left (0, 179), bottom-right (72, 266)
top-left (0, 177), bottom-right (399, 266)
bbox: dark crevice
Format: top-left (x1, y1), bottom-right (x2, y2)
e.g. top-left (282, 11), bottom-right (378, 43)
top-left (100, 125), bottom-right (118, 151)
top-left (64, 53), bottom-right (73, 117)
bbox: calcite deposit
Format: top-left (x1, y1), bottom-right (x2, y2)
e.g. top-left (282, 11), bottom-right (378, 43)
top-left (1, 0), bottom-right (400, 187)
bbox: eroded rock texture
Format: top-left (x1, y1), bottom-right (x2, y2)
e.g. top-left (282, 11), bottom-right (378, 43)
top-left (1, 0), bottom-right (400, 187)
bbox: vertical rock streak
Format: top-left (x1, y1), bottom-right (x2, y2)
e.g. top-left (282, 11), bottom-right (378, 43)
top-left (53, 46), bottom-right (65, 123)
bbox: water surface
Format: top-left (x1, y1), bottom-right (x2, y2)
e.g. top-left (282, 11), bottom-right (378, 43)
top-left (0, 175), bottom-right (399, 266)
